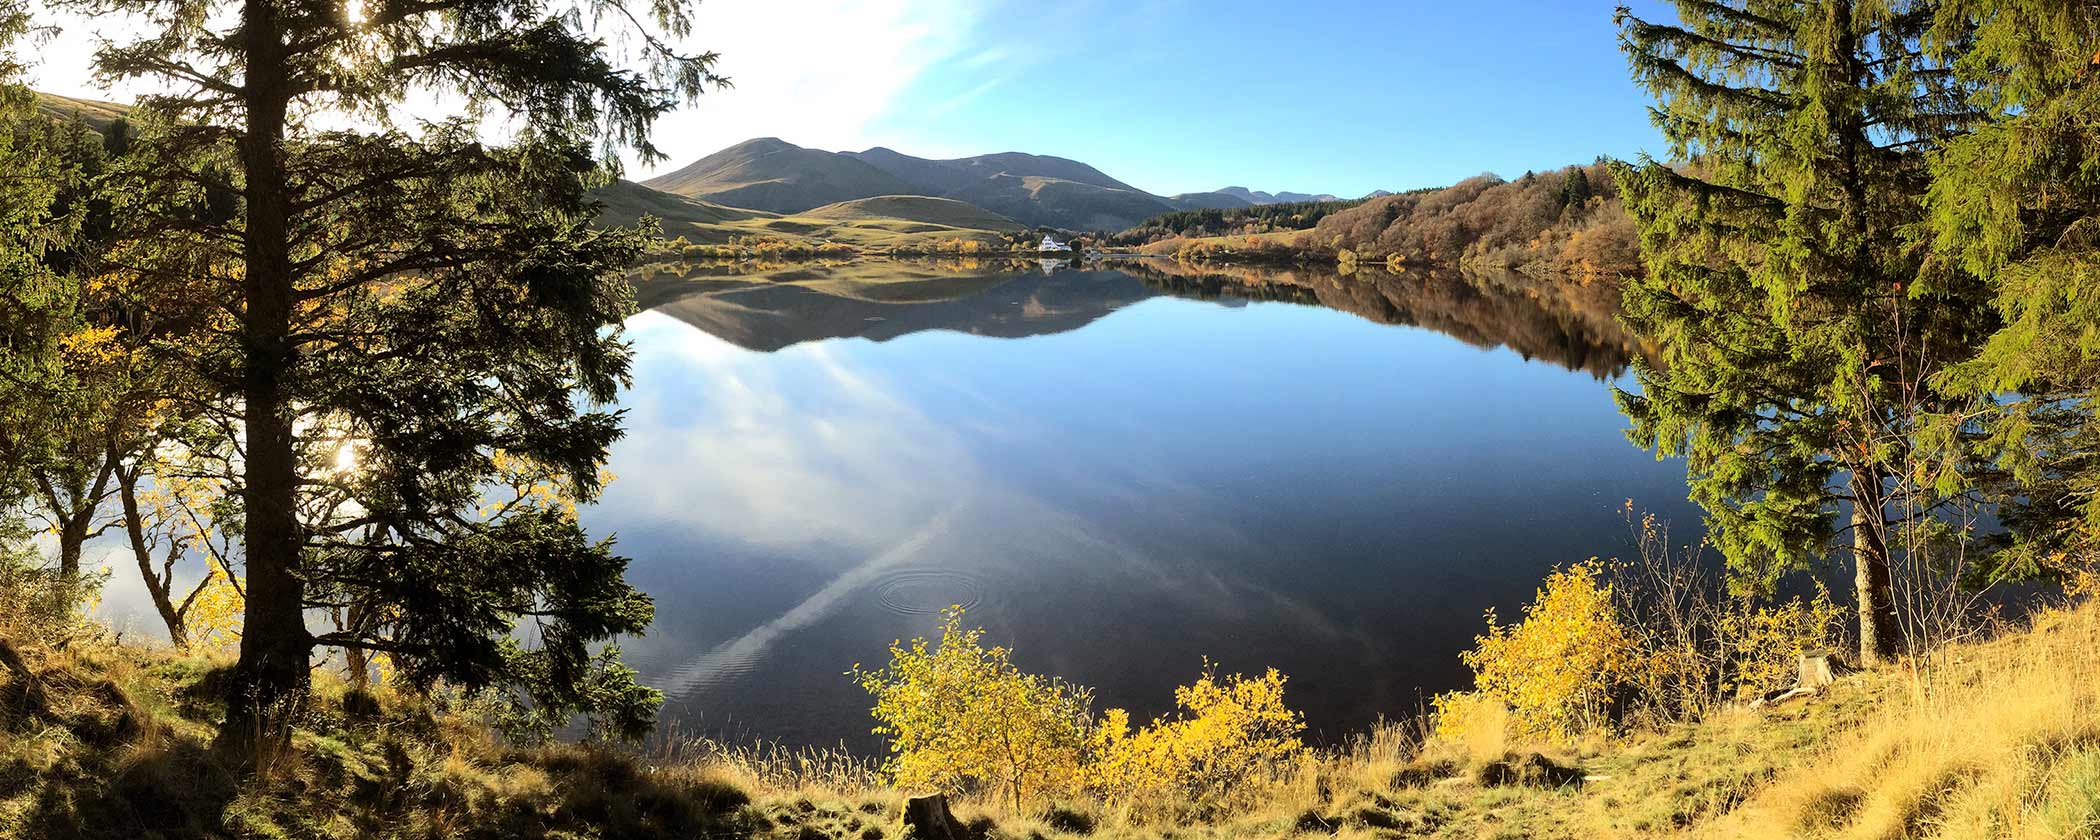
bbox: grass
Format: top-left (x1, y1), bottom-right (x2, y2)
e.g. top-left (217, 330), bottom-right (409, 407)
top-left (594, 182), bottom-right (1026, 251)
top-left (5, 601), bottom-right (2098, 839)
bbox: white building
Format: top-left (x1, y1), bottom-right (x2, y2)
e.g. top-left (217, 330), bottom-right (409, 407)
top-left (1038, 235), bottom-right (1072, 252)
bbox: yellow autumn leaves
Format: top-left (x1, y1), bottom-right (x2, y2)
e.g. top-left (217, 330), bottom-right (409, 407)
top-left (1436, 559), bottom-right (1842, 746)
top-left (852, 607), bottom-right (1306, 817)
top-left (1449, 561), bottom-right (1633, 742)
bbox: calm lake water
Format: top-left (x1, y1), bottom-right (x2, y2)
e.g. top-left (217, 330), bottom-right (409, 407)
top-left (588, 258), bottom-right (1701, 750)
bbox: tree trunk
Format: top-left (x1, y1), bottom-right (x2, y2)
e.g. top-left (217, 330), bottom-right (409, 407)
top-left (115, 450), bottom-right (187, 647)
top-left (44, 460), bottom-right (113, 580)
top-left (1851, 483), bottom-right (1900, 668)
top-left (223, 0), bottom-right (311, 747)
top-left (55, 512), bottom-right (88, 580)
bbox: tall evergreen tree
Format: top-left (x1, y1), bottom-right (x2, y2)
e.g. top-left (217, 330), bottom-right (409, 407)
top-left (1611, 0), bottom-right (1989, 666)
top-left (68, 0), bottom-right (724, 746)
top-left (1925, 2), bottom-right (2100, 578)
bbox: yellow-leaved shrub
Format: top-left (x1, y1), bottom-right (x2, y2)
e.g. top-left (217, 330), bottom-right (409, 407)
top-left (1089, 663), bottom-right (1307, 815)
top-left (853, 610), bottom-right (1310, 815)
top-left (1445, 560), bottom-right (1634, 743)
top-left (851, 607), bottom-right (1093, 809)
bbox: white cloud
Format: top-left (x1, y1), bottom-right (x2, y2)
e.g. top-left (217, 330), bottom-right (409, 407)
top-left (625, 0), bottom-right (990, 174)
top-left (18, 0), bottom-right (991, 174)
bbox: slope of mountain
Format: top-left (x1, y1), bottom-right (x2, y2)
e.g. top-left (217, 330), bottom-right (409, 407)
top-left (843, 147), bottom-right (1144, 194)
top-left (798, 195), bottom-right (1025, 232)
top-left (1168, 191), bottom-right (1256, 210)
top-left (947, 174), bottom-right (1174, 233)
top-left (591, 180), bottom-right (778, 236)
top-left (645, 139), bottom-right (1178, 231)
top-left (640, 137), bottom-right (918, 214)
top-left (593, 180), bottom-right (1022, 249)
top-left (33, 91), bottom-right (128, 132)
top-left (1213, 186), bottom-right (1342, 205)
top-left (639, 138), bottom-right (1347, 232)
top-left (840, 146), bottom-right (986, 195)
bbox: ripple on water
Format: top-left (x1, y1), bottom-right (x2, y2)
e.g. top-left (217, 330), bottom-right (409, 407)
top-left (872, 567), bottom-right (986, 616)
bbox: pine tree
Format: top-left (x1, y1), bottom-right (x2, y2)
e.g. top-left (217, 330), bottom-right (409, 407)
top-left (1611, 0), bottom-right (1989, 666)
top-left (67, 0), bottom-right (724, 747)
top-left (1925, 2), bottom-right (2100, 579)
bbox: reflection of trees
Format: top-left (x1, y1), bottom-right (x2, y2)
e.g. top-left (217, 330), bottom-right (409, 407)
top-left (627, 257), bottom-right (1651, 378)
top-left (1118, 260), bottom-right (1651, 380)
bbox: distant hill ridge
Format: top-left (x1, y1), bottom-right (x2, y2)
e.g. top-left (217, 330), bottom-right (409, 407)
top-left (643, 137), bottom-right (1344, 233)
top-left (23, 91), bottom-right (1357, 237)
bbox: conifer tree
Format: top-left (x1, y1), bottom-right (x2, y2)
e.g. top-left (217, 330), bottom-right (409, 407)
top-left (1925, 2), bottom-right (2100, 577)
top-left (1611, 0), bottom-right (1988, 666)
top-left (65, 0), bottom-right (725, 746)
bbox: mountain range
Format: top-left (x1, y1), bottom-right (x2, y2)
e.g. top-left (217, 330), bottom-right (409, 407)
top-left (633, 137), bottom-right (1350, 233)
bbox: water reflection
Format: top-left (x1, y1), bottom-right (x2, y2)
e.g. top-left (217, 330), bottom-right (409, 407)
top-left (628, 257), bottom-right (1649, 378)
top-left (597, 258), bottom-right (1695, 749)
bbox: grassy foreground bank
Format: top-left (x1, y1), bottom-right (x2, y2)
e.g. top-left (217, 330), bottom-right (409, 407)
top-left (4, 599), bottom-right (2096, 839)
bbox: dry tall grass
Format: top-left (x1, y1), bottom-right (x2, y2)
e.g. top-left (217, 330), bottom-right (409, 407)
top-left (1711, 602), bottom-right (2100, 839)
top-left (7, 588), bottom-right (2097, 838)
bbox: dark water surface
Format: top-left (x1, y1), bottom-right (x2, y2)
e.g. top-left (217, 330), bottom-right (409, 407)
top-left (588, 259), bottom-right (1699, 749)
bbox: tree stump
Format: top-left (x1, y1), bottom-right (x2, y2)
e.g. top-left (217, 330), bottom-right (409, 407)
top-left (1797, 649), bottom-right (1837, 690)
top-left (902, 793), bottom-right (968, 840)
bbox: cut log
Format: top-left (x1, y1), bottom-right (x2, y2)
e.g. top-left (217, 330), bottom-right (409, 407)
top-left (1797, 649), bottom-right (1837, 690)
top-left (902, 793), bottom-right (969, 840)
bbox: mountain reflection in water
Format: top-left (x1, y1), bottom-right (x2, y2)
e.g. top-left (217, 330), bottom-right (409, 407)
top-left (628, 257), bottom-right (1649, 378)
top-left (599, 257), bottom-right (1693, 750)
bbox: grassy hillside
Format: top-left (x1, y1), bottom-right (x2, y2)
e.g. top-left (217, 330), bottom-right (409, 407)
top-left (1167, 191), bottom-right (1256, 210)
top-left (845, 147), bottom-right (1147, 195)
top-left (9, 591), bottom-right (2097, 839)
top-left (590, 180), bottom-right (778, 233)
top-left (32, 92), bottom-right (126, 132)
top-left (799, 195), bottom-right (1025, 232)
top-left (641, 137), bottom-right (918, 214)
top-left (593, 181), bottom-right (1021, 251)
top-left (949, 173), bottom-right (1173, 233)
top-left (646, 139), bottom-right (1180, 231)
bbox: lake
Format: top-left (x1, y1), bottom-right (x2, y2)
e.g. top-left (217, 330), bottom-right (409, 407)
top-left (589, 257), bottom-right (1701, 750)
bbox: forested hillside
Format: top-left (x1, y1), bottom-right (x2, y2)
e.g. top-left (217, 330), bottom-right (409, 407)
top-left (1112, 198), bottom-right (1365, 245)
top-left (1308, 164), bottom-right (1638, 280)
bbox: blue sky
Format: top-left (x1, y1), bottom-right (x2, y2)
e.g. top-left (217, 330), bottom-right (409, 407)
top-left (30, 0), bottom-right (1676, 198)
top-left (858, 0), bottom-right (1676, 197)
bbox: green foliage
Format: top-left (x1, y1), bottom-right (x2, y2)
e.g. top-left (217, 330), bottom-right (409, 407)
top-left (1924, 2), bottom-right (2100, 580)
top-left (59, 0), bottom-right (728, 741)
top-left (1114, 199), bottom-right (1364, 245)
top-left (0, 519), bottom-right (101, 642)
top-left (1611, 0), bottom-right (1997, 664)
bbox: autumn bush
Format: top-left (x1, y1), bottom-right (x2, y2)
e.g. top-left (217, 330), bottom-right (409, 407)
top-left (1444, 560), bottom-right (1637, 743)
top-left (0, 525), bottom-right (99, 644)
top-left (852, 608), bottom-right (1311, 817)
top-left (1434, 511), bottom-right (1846, 749)
top-left (851, 608), bottom-right (1095, 809)
top-left (1088, 663), bottom-right (1307, 818)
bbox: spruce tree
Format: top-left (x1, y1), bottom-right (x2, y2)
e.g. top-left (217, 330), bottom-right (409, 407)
top-left (1611, 0), bottom-right (1988, 666)
top-left (1925, 2), bottom-right (2100, 578)
top-left (65, 0), bottom-right (724, 746)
